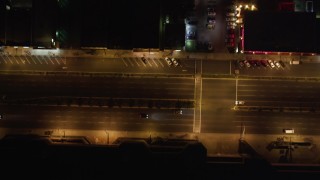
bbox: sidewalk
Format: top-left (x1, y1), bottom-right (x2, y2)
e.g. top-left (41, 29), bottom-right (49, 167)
top-left (1, 127), bottom-right (319, 164)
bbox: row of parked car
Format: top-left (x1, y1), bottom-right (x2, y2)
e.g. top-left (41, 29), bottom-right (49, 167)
top-left (165, 57), bottom-right (180, 67)
top-left (239, 59), bottom-right (286, 69)
top-left (206, 0), bottom-right (217, 30)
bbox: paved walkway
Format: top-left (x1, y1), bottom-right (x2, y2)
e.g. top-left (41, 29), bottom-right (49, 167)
top-left (1, 127), bottom-right (319, 164)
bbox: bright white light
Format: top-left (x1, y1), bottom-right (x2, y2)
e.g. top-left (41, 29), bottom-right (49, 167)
top-left (13, 46), bottom-right (18, 48)
top-left (23, 46), bottom-right (29, 49)
top-left (51, 38), bottom-right (54, 43)
top-left (175, 50), bottom-right (181, 52)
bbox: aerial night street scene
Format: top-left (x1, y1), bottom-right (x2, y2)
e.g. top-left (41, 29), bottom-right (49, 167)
top-left (1, 0), bottom-right (320, 179)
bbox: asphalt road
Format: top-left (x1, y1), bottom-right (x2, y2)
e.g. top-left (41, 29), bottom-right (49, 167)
top-left (201, 78), bottom-right (320, 135)
top-left (2, 57), bottom-right (320, 135)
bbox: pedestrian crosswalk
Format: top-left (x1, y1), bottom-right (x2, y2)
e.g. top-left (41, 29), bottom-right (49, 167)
top-left (0, 55), bottom-right (67, 65)
top-left (121, 57), bottom-right (181, 68)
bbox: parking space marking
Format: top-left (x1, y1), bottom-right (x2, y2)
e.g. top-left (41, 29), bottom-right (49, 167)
top-left (0, 56), bottom-right (7, 64)
top-left (157, 58), bottom-right (165, 68)
top-left (146, 58), bottom-right (152, 67)
top-left (121, 58), bottom-right (129, 67)
top-left (18, 56), bottom-right (26, 64)
top-left (28, 56), bottom-right (37, 64)
top-left (54, 57), bottom-right (60, 65)
top-left (128, 58), bottom-right (134, 67)
top-left (23, 56), bottom-right (31, 64)
top-left (34, 56), bottom-right (43, 64)
top-left (12, 56), bottom-right (20, 64)
top-left (133, 58), bottom-right (141, 67)
top-left (5, 55), bottom-right (13, 64)
top-left (151, 58), bottom-right (159, 67)
top-left (46, 56), bottom-right (54, 65)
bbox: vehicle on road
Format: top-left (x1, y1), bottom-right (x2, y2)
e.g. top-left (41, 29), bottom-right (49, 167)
top-left (283, 128), bottom-right (294, 134)
top-left (140, 113), bottom-right (149, 119)
top-left (290, 60), bottom-right (300, 65)
top-left (235, 101), bottom-right (245, 105)
top-left (174, 109), bottom-right (183, 115)
top-left (238, 61), bottom-right (244, 68)
top-left (279, 60), bottom-right (285, 67)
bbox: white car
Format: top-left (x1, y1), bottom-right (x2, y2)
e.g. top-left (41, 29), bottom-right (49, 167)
top-left (165, 57), bottom-right (173, 66)
top-left (268, 60), bottom-right (275, 68)
top-left (171, 58), bottom-right (179, 67)
top-left (274, 61), bottom-right (281, 68)
top-left (244, 60), bottom-right (251, 68)
top-left (235, 101), bottom-right (245, 105)
top-left (283, 128), bottom-right (294, 134)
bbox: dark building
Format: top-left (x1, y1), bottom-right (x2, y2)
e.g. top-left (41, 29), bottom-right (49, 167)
top-left (243, 11), bottom-right (317, 53)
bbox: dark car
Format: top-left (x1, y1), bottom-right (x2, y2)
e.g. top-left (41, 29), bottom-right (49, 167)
top-left (0, 114), bottom-right (2, 119)
top-left (279, 60), bottom-right (285, 68)
top-left (140, 113), bottom-right (149, 119)
top-left (141, 57), bottom-right (147, 64)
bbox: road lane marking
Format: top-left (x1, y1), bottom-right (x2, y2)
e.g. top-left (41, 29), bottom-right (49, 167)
top-left (151, 58), bottom-right (159, 67)
top-left (41, 56), bottom-right (49, 65)
top-left (19, 56), bottom-right (26, 64)
top-left (6, 55), bottom-right (13, 64)
top-left (121, 58), bottom-right (128, 67)
top-left (13, 56), bottom-right (20, 64)
top-left (28, 56), bottom-right (36, 64)
top-left (127, 58), bottom-right (134, 67)
top-left (0, 56), bottom-right (7, 64)
top-left (47, 56), bottom-right (54, 64)
top-left (146, 58), bottom-right (152, 67)
top-left (54, 57), bottom-right (60, 65)
top-left (157, 58), bottom-right (165, 68)
top-left (35, 56), bottom-right (42, 64)
top-left (133, 58), bottom-right (141, 67)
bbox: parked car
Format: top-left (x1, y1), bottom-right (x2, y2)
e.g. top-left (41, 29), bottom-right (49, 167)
top-left (268, 60), bottom-right (275, 68)
top-left (274, 61), bottom-right (281, 68)
top-left (165, 57), bottom-right (173, 66)
top-left (171, 58), bottom-right (179, 67)
top-left (244, 60), bottom-right (251, 68)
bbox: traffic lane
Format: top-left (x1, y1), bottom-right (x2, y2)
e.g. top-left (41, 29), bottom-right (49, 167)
top-left (202, 60), bottom-right (232, 74)
top-left (238, 79), bottom-right (320, 107)
top-left (233, 111), bottom-right (320, 135)
top-left (0, 75), bottom-right (195, 100)
top-left (0, 105), bottom-right (194, 132)
top-left (201, 78), bottom-right (237, 133)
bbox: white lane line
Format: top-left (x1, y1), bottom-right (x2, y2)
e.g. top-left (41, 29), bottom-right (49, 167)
top-left (47, 56), bottom-right (54, 64)
top-left (157, 58), bottom-right (165, 68)
top-left (147, 58), bottom-right (152, 67)
top-left (54, 57), bottom-right (60, 65)
top-left (19, 56), bottom-right (26, 64)
top-left (35, 56), bottom-right (42, 64)
top-left (151, 58), bottom-right (158, 68)
top-left (24, 56), bottom-right (31, 64)
top-left (42, 56), bottom-right (49, 65)
top-left (133, 58), bottom-right (141, 67)
top-left (0, 56), bottom-right (7, 64)
top-left (6, 55), bottom-right (13, 64)
top-left (13, 56), bottom-right (20, 64)
top-left (28, 56), bottom-right (37, 64)
top-left (127, 58), bottom-right (134, 67)
top-left (121, 58), bottom-right (128, 67)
